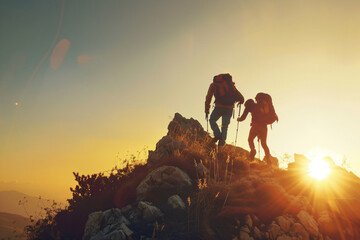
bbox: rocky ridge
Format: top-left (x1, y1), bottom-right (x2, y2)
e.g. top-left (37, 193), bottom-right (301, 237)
top-left (83, 113), bottom-right (360, 240)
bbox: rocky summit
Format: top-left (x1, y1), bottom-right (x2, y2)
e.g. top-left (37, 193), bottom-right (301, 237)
top-left (80, 113), bottom-right (360, 240)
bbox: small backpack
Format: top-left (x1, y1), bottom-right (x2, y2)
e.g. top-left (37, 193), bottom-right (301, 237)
top-left (213, 73), bottom-right (240, 106)
top-left (255, 92), bottom-right (278, 125)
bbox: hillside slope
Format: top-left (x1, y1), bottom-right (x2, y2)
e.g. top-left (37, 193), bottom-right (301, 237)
top-left (0, 190), bottom-right (54, 218)
top-left (82, 113), bottom-right (360, 240)
top-left (26, 113), bottom-right (360, 240)
top-left (0, 211), bottom-right (30, 240)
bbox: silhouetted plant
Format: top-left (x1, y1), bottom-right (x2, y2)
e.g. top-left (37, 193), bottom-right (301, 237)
top-left (25, 159), bottom-right (147, 240)
top-left (25, 200), bottom-right (61, 240)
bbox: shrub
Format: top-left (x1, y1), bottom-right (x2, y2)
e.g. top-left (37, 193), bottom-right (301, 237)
top-left (25, 161), bottom-right (148, 240)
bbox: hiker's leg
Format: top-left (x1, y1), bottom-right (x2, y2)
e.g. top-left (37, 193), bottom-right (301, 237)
top-left (209, 107), bottom-right (222, 138)
top-left (248, 127), bottom-right (257, 151)
top-left (219, 108), bottom-right (233, 146)
top-left (248, 126), bottom-right (257, 159)
top-left (259, 126), bottom-right (270, 157)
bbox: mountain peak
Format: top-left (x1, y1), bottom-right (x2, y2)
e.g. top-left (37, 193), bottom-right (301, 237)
top-left (25, 113), bottom-right (360, 240)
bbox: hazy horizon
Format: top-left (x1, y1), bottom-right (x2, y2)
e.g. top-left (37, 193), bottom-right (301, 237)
top-left (1, 0), bottom-right (360, 201)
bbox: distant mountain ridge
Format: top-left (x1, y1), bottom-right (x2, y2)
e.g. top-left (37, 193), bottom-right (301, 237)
top-left (0, 190), bottom-right (53, 218)
top-left (0, 211), bottom-right (30, 240)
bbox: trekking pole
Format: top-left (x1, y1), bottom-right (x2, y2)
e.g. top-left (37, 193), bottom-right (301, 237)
top-left (258, 137), bottom-right (261, 160)
top-left (234, 104), bottom-right (242, 147)
top-left (206, 113), bottom-right (209, 133)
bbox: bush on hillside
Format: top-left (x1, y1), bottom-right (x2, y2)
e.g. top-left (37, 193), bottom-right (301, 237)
top-left (25, 160), bottom-right (148, 240)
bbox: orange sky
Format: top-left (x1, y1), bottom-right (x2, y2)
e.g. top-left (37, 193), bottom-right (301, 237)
top-left (1, 0), bottom-right (360, 201)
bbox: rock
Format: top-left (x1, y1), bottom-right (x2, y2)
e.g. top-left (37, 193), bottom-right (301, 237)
top-left (251, 214), bottom-right (260, 226)
top-left (147, 136), bottom-right (186, 168)
top-left (167, 113), bottom-right (207, 141)
top-left (277, 235), bottom-right (293, 240)
top-left (289, 222), bottom-right (309, 240)
top-left (137, 201), bottom-right (163, 222)
top-left (120, 204), bottom-right (132, 215)
top-left (102, 208), bottom-right (130, 226)
top-left (276, 215), bottom-right (294, 233)
top-left (136, 165), bottom-right (192, 203)
top-left (101, 224), bottom-right (133, 240)
top-left (83, 211), bottom-right (102, 240)
top-left (240, 225), bottom-right (250, 233)
top-left (253, 226), bottom-right (263, 239)
top-left (239, 231), bottom-right (253, 240)
top-left (268, 222), bottom-right (283, 239)
top-left (83, 208), bottom-right (133, 240)
top-left (245, 214), bottom-right (253, 228)
top-left (288, 195), bottom-right (311, 212)
top-left (296, 210), bottom-right (319, 237)
top-left (167, 195), bottom-right (186, 210)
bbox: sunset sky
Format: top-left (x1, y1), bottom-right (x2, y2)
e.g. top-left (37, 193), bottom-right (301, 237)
top-left (1, 0), bottom-right (360, 201)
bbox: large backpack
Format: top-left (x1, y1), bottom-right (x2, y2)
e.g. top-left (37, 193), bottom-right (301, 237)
top-left (255, 92), bottom-right (278, 125)
top-left (213, 73), bottom-right (240, 106)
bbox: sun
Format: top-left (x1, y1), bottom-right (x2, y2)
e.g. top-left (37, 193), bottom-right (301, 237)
top-left (308, 158), bottom-right (330, 180)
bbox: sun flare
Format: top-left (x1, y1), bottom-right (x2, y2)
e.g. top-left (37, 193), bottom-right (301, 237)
top-left (308, 159), bottom-right (330, 180)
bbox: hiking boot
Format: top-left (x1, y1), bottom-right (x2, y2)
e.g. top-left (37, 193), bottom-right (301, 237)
top-left (264, 155), bottom-right (271, 165)
top-left (249, 150), bottom-right (256, 160)
top-left (212, 135), bottom-right (222, 144)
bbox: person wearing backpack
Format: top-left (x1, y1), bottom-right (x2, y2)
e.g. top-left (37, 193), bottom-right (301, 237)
top-left (205, 73), bottom-right (244, 146)
top-left (237, 93), bottom-right (278, 162)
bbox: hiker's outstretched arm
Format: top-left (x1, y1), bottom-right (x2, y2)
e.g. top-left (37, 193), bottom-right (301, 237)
top-left (238, 109), bottom-right (249, 121)
top-left (205, 83), bottom-right (215, 113)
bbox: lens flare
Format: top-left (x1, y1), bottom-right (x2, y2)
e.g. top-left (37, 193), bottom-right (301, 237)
top-left (51, 38), bottom-right (70, 70)
top-left (308, 159), bottom-right (330, 180)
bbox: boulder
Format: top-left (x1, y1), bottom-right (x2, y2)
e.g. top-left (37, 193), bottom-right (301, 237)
top-left (276, 215), bottom-right (294, 233)
top-left (147, 135), bottom-right (186, 168)
top-left (288, 195), bottom-right (311, 212)
top-left (100, 224), bottom-right (133, 240)
top-left (289, 222), bottom-right (309, 240)
top-left (268, 222), bottom-right (283, 239)
top-left (137, 201), bottom-right (163, 223)
top-left (277, 235), bottom-right (293, 240)
top-left (83, 208), bottom-right (132, 240)
top-left (240, 225), bottom-right (250, 233)
top-left (251, 214), bottom-right (260, 226)
top-left (83, 211), bottom-right (102, 240)
top-left (296, 210), bottom-right (319, 237)
top-left (239, 232), bottom-right (254, 240)
top-left (136, 165), bottom-right (192, 203)
top-left (245, 214), bottom-right (253, 228)
top-left (167, 195), bottom-right (186, 210)
top-left (167, 113), bottom-right (208, 141)
top-left (239, 226), bottom-right (253, 240)
top-left (253, 226), bottom-right (263, 239)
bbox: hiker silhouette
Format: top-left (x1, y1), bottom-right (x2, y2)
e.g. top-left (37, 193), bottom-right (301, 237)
top-left (238, 93), bottom-right (278, 163)
top-left (205, 73), bottom-right (244, 146)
